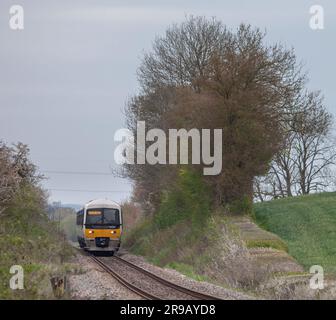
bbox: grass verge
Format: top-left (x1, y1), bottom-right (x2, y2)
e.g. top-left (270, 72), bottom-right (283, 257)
top-left (253, 192), bottom-right (336, 274)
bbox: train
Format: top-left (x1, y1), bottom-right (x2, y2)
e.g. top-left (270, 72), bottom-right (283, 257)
top-left (76, 199), bottom-right (122, 253)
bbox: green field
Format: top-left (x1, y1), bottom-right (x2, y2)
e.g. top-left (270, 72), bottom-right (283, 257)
top-left (253, 192), bottom-right (336, 273)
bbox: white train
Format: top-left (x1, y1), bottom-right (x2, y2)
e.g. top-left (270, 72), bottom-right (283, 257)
top-left (76, 199), bottom-right (122, 253)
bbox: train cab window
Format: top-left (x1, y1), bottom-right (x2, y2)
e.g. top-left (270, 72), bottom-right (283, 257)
top-left (86, 210), bottom-right (103, 225)
top-left (104, 209), bottom-right (120, 225)
top-left (85, 208), bottom-right (120, 226)
top-left (76, 210), bottom-right (84, 225)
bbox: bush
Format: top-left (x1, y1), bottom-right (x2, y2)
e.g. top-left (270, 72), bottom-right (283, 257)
top-left (228, 195), bottom-right (253, 215)
top-left (154, 168), bottom-right (211, 229)
top-left (0, 185), bottom-right (73, 299)
top-left (0, 142), bottom-right (41, 214)
top-left (124, 169), bottom-right (211, 262)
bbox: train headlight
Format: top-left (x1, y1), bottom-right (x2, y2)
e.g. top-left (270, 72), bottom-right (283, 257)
top-left (111, 231), bottom-right (116, 234)
top-left (88, 230), bottom-right (94, 234)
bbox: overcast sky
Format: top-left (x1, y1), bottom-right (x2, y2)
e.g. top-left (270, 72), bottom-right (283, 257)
top-left (0, 0), bottom-right (335, 205)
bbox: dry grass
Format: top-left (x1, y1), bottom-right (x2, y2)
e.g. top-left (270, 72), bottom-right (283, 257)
top-left (201, 219), bottom-right (271, 289)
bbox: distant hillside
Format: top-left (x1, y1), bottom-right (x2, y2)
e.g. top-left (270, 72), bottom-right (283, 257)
top-left (61, 203), bottom-right (82, 211)
top-left (49, 203), bottom-right (81, 211)
top-left (254, 192), bottom-right (336, 274)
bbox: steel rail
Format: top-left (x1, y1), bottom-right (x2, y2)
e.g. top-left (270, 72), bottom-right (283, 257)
top-left (112, 255), bottom-right (221, 300)
top-left (90, 255), bottom-right (160, 300)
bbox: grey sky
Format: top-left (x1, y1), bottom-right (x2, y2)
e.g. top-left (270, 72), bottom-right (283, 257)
top-left (0, 0), bottom-right (335, 205)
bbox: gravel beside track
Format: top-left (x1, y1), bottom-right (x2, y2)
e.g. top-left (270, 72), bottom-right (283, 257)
top-left (99, 256), bottom-right (214, 300)
top-left (119, 251), bottom-right (254, 300)
top-left (68, 253), bottom-right (142, 300)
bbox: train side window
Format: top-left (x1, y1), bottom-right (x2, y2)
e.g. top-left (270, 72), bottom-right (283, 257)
top-left (76, 210), bottom-right (84, 225)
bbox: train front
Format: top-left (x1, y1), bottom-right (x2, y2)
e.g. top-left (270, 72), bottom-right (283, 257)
top-left (77, 199), bottom-right (122, 253)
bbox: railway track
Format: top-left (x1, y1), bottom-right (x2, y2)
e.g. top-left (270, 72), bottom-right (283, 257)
top-left (90, 254), bottom-right (221, 300)
top-left (90, 255), bottom-right (158, 299)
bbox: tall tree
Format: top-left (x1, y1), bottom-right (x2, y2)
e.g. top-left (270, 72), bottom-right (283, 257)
top-left (122, 17), bottom-right (307, 214)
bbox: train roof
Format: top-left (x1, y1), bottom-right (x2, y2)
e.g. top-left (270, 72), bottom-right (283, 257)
top-left (81, 198), bottom-right (121, 210)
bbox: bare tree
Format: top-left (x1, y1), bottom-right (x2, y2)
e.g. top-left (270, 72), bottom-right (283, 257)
top-left (138, 16), bottom-right (232, 91)
top-left (254, 91), bottom-right (336, 200)
top-left (293, 92), bottom-right (335, 194)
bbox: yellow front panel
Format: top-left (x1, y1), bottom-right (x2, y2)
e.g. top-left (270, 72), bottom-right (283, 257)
top-left (84, 228), bottom-right (121, 239)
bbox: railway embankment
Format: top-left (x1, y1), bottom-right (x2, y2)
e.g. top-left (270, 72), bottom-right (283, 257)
top-left (0, 186), bottom-right (74, 299)
top-left (121, 170), bottom-right (336, 299)
top-left (123, 190), bottom-right (336, 299)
